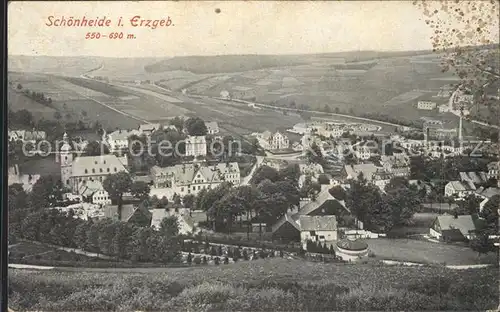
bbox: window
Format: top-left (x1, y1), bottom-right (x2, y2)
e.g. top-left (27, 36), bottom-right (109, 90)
top-left (100, 168), bottom-right (103, 173)
top-left (181, 187), bottom-right (184, 192)
top-left (65, 156), bottom-right (68, 161)
top-left (92, 169), bottom-right (95, 173)
top-left (319, 235), bottom-right (325, 239)
top-left (309, 231), bottom-right (316, 236)
top-left (94, 161), bottom-right (98, 165)
top-left (103, 160), bottom-right (106, 164)
top-left (107, 168), bottom-right (110, 172)
top-left (66, 179), bottom-right (69, 185)
top-left (85, 169), bottom-right (88, 174)
top-left (114, 167), bottom-right (117, 172)
top-left (193, 186), bottom-right (196, 190)
top-left (198, 186), bottom-right (201, 190)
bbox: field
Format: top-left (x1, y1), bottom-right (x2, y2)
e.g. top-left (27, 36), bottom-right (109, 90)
top-left (9, 258), bottom-right (499, 311)
top-left (367, 238), bottom-right (498, 265)
top-left (7, 88), bottom-right (56, 120)
top-left (9, 241), bottom-right (108, 264)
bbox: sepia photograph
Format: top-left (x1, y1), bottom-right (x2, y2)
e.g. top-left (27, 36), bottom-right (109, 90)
top-left (5, 1), bottom-right (500, 311)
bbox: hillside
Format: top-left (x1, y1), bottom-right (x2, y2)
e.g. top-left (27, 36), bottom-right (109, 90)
top-left (9, 258), bottom-right (499, 311)
top-left (144, 50), bottom-right (434, 74)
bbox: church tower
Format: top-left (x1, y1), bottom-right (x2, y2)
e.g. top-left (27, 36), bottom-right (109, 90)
top-left (60, 133), bottom-right (73, 190)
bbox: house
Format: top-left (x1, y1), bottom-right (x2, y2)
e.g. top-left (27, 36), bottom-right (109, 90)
top-left (299, 215), bottom-right (337, 249)
top-left (299, 163), bottom-right (324, 176)
top-left (272, 187), bottom-right (348, 244)
top-left (8, 130), bottom-right (46, 143)
top-left (417, 101), bottom-right (437, 110)
top-left (220, 90), bottom-right (230, 100)
top-left (354, 145), bottom-right (373, 160)
top-left (77, 180), bottom-right (111, 206)
top-left (138, 123), bottom-right (161, 136)
top-left (257, 131), bottom-right (289, 150)
top-left (104, 203), bottom-right (152, 225)
top-left (444, 181), bottom-right (477, 198)
top-left (150, 162), bottom-right (240, 196)
top-left (298, 174), bottom-right (318, 189)
top-left (438, 104), bottom-right (450, 113)
top-left (150, 208), bottom-right (204, 235)
top-left (429, 214), bottom-right (477, 241)
top-left (185, 135), bottom-right (207, 157)
top-left (381, 155), bottom-right (410, 177)
top-left (476, 188), bottom-right (500, 212)
top-left (60, 147), bottom-right (128, 192)
top-left (8, 164), bottom-right (40, 192)
top-left (343, 163), bottom-right (382, 182)
top-left (104, 129), bottom-right (141, 151)
top-left (205, 121), bottom-right (220, 134)
top-left (459, 171), bottom-right (489, 186)
top-left (487, 161), bottom-right (499, 180)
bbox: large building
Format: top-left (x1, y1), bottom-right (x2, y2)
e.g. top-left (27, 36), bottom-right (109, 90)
top-left (185, 135), bottom-right (207, 157)
top-left (60, 139), bottom-right (128, 192)
top-left (380, 155), bottom-right (411, 177)
top-left (417, 101), bottom-right (437, 110)
top-left (150, 162), bottom-right (240, 196)
top-left (257, 131), bottom-right (289, 150)
top-left (444, 181), bottom-right (477, 198)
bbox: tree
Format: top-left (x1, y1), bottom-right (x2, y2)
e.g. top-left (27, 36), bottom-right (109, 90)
top-left (329, 186), bottom-right (347, 201)
top-left (470, 232), bottom-right (495, 261)
top-left (158, 196), bottom-right (169, 208)
top-left (479, 195), bottom-right (499, 235)
top-left (54, 111), bottom-right (62, 121)
top-left (28, 175), bottom-right (65, 210)
top-left (184, 117), bottom-right (208, 136)
top-left (83, 140), bottom-right (109, 156)
top-left (278, 164), bottom-right (301, 187)
top-left (251, 165), bottom-right (280, 185)
top-left (159, 216), bottom-right (180, 238)
top-left (16, 83), bottom-right (22, 90)
top-left (182, 194), bottom-right (195, 209)
top-left (130, 181), bottom-right (151, 201)
top-left (306, 142), bottom-right (324, 165)
top-left (169, 116), bottom-right (185, 132)
top-left (103, 172), bottom-right (132, 220)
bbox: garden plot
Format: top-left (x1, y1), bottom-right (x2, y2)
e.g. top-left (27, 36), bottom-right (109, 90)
top-left (57, 78), bottom-right (113, 98)
top-left (7, 89), bottom-right (56, 119)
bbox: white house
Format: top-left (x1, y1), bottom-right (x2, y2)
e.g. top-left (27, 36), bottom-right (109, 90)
top-left (220, 90), bottom-right (230, 100)
top-left (104, 129), bottom-right (141, 151)
top-left (256, 131), bottom-right (290, 151)
top-left (92, 190), bottom-right (112, 206)
top-left (354, 146), bottom-right (372, 160)
top-left (205, 121), bottom-right (220, 134)
top-left (444, 181), bottom-right (477, 198)
top-left (299, 163), bottom-right (324, 176)
top-left (150, 162), bottom-right (240, 196)
top-left (487, 161), bottom-right (499, 180)
top-left (300, 215), bottom-right (337, 250)
top-left (438, 104), bottom-right (450, 113)
top-left (417, 101), bottom-right (437, 110)
top-left (185, 135), bottom-right (207, 157)
top-left (138, 123), bottom-right (161, 136)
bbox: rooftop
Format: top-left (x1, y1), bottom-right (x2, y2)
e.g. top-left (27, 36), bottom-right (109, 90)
top-left (299, 215), bottom-right (337, 231)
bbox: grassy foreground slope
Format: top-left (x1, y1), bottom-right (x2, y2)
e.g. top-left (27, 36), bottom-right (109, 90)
top-left (9, 258), bottom-right (499, 311)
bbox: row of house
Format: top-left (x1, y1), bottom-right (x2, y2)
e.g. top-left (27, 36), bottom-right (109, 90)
top-left (150, 162), bottom-right (241, 197)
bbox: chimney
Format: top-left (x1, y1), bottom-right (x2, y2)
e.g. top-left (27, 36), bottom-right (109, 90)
top-left (15, 164), bottom-right (19, 176)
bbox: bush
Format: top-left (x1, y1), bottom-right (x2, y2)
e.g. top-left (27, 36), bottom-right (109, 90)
top-left (202, 256), bottom-right (207, 265)
top-left (214, 257), bottom-right (220, 265)
top-left (368, 251), bottom-right (376, 258)
top-left (193, 256), bottom-right (201, 265)
top-left (34, 254), bottom-right (42, 260)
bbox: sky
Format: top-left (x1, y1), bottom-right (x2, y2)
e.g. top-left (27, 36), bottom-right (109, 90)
top-left (8, 1), bottom-right (500, 58)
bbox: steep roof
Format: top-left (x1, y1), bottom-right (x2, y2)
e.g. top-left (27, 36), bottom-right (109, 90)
top-left (139, 123), bottom-right (161, 133)
top-left (150, 162), bottom-right (239, 186)
top-left (299, 215), bottom-right (337, 231)
top-left (435, 215), bottom-right (476, 237)
top-left (104, 204), bottom-right (137, 222)
top-left (108, 129), bottom-right (141, 141)
top-left (205, 121), bottom-right (219, 132)
top-left (447, 180), bottom-right (476, 192)
top-left (78, 180), bottom-right (104, 197)
top-left (71, 155), bottom-right (128, 177)
top-left (344, 163), bottom-right (381, 181)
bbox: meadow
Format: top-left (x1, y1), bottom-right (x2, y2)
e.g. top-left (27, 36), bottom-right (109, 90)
top-left (9, 258), bottom-right (499, 311)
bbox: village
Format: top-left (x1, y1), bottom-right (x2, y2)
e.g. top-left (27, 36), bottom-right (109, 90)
top-left (8, 102), bottom-right (500, 266)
